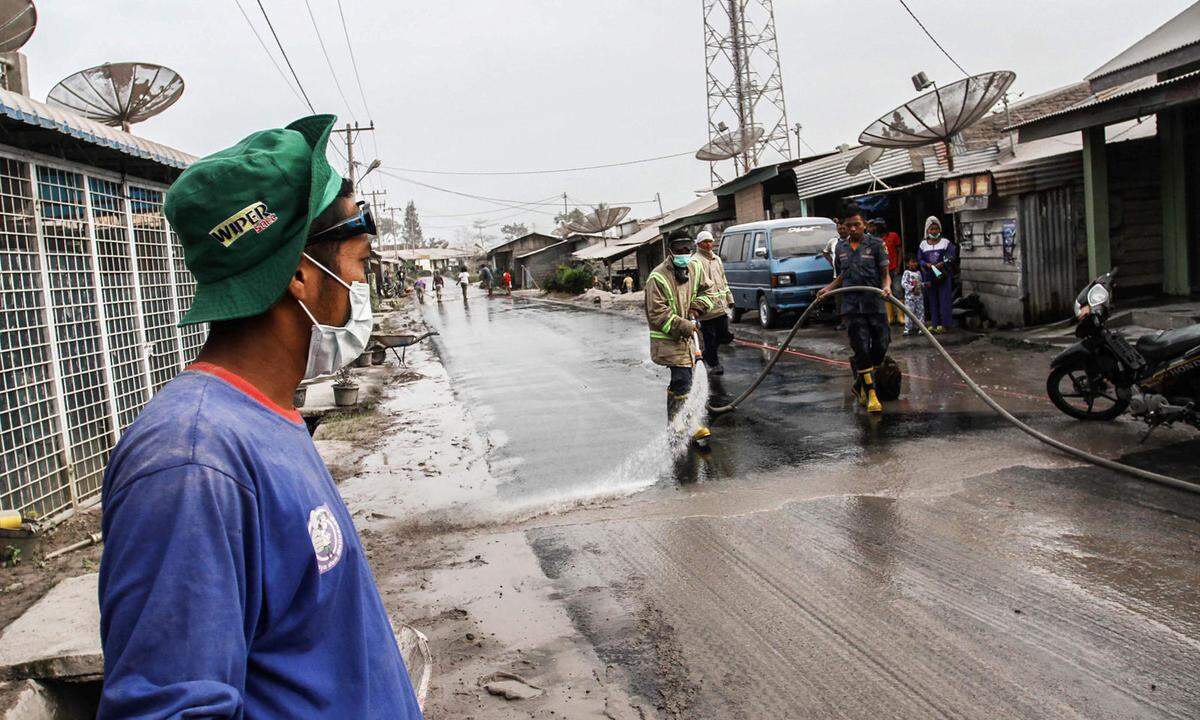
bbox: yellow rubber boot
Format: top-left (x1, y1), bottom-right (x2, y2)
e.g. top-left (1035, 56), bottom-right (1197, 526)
top-left (858, 368), bottom-right (883, 413)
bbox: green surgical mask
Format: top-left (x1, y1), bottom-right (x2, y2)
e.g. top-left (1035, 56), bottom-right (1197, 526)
top-left (672, 255), bottom-right (690, 268)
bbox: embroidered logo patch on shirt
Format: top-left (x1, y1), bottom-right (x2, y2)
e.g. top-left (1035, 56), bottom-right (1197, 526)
top-left (308, 504), bottom-right (345, 574)
top-left (208, 201), bottom-right (279, 247)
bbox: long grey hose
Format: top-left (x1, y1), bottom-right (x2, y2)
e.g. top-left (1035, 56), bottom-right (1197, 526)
top-left (707, 286), bottom-right (1200, 495)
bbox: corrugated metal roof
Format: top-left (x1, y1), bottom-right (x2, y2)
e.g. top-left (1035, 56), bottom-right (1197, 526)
top-left (573, 194), bottom-right (716, 261)
top-left (1009, 70), bottom-right (1200, 131)
top-left (0, 88), bottom-right (195, 169)
top-left (794, 147), bottom-right (920, 200)
top-left (1087, 1), bottom-right (1200, 84)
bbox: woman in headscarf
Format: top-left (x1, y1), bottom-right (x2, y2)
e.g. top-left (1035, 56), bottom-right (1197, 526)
top-left (918, 216), bottom-right (955, 332)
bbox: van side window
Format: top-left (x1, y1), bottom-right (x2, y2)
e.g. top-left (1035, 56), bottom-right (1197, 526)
top-left (752, 232), bottom-right (767, 258)
top-left (718, 234), bottom-right (740, 263)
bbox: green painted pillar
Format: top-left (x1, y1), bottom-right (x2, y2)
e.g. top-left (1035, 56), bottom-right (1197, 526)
top-left (1082, 126), bottom-right (1111, 278)
top-left (1160, 108), bottom-right (1190, 295)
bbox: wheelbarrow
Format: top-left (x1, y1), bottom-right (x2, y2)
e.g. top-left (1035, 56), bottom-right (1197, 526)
top-left (371, 330), bottom-right (439, 366)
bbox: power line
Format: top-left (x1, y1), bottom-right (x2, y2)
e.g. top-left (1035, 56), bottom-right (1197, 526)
top-left (422, 193), bottom-right (565, 219)
top-left (335, 0), bottom-right (373, 122)
top-left (231, 0), bottom-right (307, 109)
top-left (378, 170), bottom-right (569, 215)
top-left (302, 0), bottom-right (357, 121)
top-left (254, 0), bottom-right (315, 112)
top-left (896, 0), bottom-right (969, 76)
top-left (382, 149), bottom-right (694, 176)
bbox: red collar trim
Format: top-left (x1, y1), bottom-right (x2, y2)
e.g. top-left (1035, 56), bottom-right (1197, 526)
top-left (187, 362), bottom-right (304, 424)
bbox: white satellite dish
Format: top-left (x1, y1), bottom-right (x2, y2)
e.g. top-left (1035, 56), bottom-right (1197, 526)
top-left (47, 62), bottom-right (185, 132)
top-left (564, 206), bottom-right (631, 235)
top-left (0, 0), bottom-right (36, 53)
top-left (845, 146), bottom-right (884, 176)
top-left (859, 70), bottom-right (1015, 170)
top-left (695, 126), bottom-right (765, 161)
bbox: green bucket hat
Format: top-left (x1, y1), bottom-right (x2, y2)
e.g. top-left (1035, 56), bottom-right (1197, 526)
top-left (165, 114), bottom-right (343, 325)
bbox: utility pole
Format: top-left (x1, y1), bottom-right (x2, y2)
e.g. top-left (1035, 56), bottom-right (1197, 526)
top-left (655, 192), bottom-right (664, 217)
top-left (363, 189), bottom-right (387, 221)
top-left (330, 121), bottom-right (375, 188)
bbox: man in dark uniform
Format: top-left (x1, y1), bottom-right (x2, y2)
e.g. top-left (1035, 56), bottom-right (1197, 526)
top-left (817, 205), bottom-right (892, 413)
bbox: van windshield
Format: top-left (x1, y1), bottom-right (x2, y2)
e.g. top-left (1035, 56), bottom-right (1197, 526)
top-left (771, 223), bottom-right (835, 258)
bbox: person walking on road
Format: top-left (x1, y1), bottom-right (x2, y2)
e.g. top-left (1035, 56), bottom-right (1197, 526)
top-left (691, 229), bottom-right (734, 376)
top-left (433, 272), bottom-right (444, 301)
top-left (457, 266), bottom-right (470, 302)
top-left (872, 218), bottom-right (903, 326)
top-left (645, 230), bottom-right (713, 422)
top-left (479, 265), bottom-right (494, 297)
top-left (502, 270), bottom-right (512, 294)
top-left (817, 205), bottom-right (892, 413)
top-left (97, 114), bottom-right (423, 719)
top-left (414, 276), bottom-right (426, 304)
top-left (918, 215), bottom-right (956, 333)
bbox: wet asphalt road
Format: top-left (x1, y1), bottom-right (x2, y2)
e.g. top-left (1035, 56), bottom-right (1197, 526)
top-left (421, 290), bottom-right (1200, 719)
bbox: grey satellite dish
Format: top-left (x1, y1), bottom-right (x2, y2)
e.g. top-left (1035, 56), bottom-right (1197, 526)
top-left (858, 70), bottom-right (1015, 170)
top-left (47, 62), bottom-right (185, 132)
top-left (0, 0), bottom-right (35, 53)
top-left (565, 206), bottom-right (631, 235)
top-left (695, 126), bottom-right (766, 161)
top-left (845, 146), bottom-right (884, 176)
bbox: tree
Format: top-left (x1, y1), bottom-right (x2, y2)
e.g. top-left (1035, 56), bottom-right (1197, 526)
top-left (500, 222), bottom-right (529, 241)
top-left (553, 208), bottom-right (587, 228)
top-left (377, 214), bottom-right (400, 242)
top-left (402, 201), bottom-right (423, 249)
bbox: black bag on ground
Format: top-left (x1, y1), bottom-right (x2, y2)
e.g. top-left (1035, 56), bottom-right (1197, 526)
top-left (874, 356), bottom-right (903, 401)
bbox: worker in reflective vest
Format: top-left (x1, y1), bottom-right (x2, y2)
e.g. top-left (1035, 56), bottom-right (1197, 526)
top-left (645, 231), bottom-right (714, 422)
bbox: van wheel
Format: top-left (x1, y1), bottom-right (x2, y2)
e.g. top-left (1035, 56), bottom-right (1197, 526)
top-left (731, 306), bottom-right (746, 323)
top-left (758, 295), bottom-right (778, 329)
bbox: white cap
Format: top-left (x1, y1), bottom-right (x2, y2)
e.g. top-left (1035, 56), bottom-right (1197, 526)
top-left (695, 230), bottom-right (714, 243)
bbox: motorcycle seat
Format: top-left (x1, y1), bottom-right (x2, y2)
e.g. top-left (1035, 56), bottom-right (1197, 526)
top-left (1135, 324), bottom-right (1200, 361)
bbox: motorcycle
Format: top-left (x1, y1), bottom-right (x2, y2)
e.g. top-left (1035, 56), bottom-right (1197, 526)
top-left (1046, 267), bottom-right (1200, 431)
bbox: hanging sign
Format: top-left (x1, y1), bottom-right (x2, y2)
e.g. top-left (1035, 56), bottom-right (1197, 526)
top-left (944, 173), bottom-right (992, 214)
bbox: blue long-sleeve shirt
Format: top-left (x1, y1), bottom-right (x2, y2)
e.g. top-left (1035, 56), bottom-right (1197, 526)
top-left (98, 363), bottom-right (422, 719)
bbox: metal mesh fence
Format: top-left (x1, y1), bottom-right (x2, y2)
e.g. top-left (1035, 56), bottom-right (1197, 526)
top-left (129, 186), bottom-right (182, 391)
top-left (0, 154), bottom-right (207, 518)
top-left (90, 177), bottom-right (149, 431)
top-left (0, 158), bottom-right (68, 518)
top-left (36, 166), bottom-right (113, 502)
top-left (170, 227), bottom-right (205, 362)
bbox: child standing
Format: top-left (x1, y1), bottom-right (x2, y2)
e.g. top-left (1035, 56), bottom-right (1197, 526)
top-left (900, 257), bottom-right (925, 336)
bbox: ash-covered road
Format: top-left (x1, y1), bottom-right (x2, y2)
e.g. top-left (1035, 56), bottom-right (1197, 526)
top-left (417, 290), bottom-right (1200, 719)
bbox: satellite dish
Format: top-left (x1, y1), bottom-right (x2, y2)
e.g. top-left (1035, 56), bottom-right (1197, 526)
top-left (858, 70), bottom-right (1015, 170)
top-left (0, 0), bottom-right (35, 53)
top-left (564, 206), bottom-right (631, 235)
top-left (47, 62), bottom-right (185, 132)
top-left (845, 147), bottom-right (885, 176)
top-left (695, 126), bottom-right (766, 161)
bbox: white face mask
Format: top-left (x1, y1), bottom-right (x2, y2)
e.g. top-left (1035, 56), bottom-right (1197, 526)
top-left (297, 252), bottom-right (374, 381)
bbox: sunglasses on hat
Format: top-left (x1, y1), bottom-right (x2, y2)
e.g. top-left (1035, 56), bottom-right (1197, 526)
top-left (306, 201), bottom-right (377, 245)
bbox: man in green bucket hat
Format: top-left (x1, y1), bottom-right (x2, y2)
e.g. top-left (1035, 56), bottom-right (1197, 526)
top-left (97, 115), bottom-right (423, 719)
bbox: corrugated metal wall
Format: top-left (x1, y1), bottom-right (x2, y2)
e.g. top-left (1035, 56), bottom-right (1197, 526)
top-left (0, 148), bottom-right (204, 519)
top-left (1019, 186), bottom-right (1084, 324)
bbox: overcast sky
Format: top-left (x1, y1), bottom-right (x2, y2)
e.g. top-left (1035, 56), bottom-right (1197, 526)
top-left (27, 0), bottom-right (1193, 242)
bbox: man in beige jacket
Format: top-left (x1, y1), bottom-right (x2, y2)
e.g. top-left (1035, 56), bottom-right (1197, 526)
top-left (645, 231), bottom-right (713, 421)
top-left (690, 229), bottom-right (735, 375)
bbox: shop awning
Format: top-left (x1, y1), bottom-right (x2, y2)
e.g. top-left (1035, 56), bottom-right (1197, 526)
top-left (659, 206), bottom-right (734, 234)
top-left (1013, 70), bottom-right (1200, 142)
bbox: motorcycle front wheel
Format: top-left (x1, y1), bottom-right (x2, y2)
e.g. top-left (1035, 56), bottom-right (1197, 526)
top-left (1046, 362), bottom-right (1129, 421)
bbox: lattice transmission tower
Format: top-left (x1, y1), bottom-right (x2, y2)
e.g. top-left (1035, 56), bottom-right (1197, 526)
top-left (702, 0), bottom-right (792, 184)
